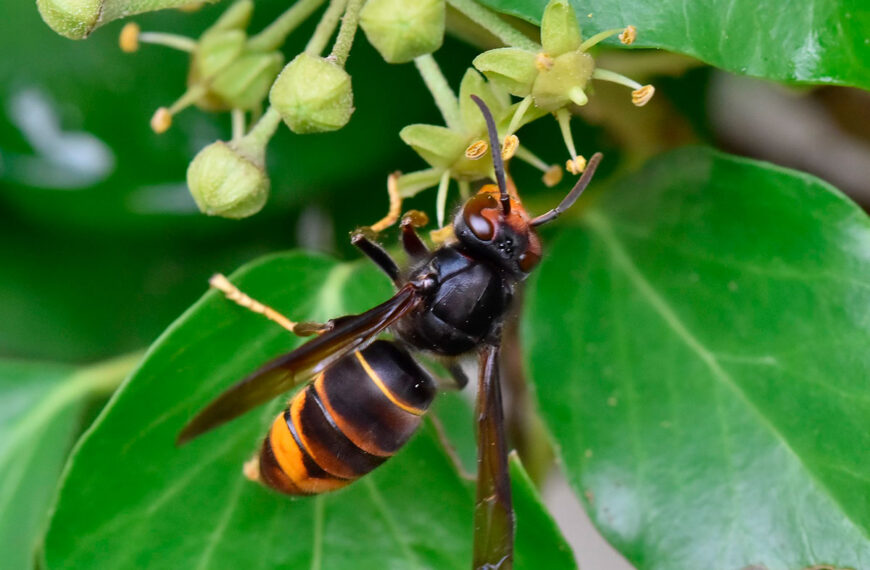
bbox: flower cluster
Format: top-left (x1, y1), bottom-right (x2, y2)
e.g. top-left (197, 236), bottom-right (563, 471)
top-left (38, 0), bottom-right (654, 221)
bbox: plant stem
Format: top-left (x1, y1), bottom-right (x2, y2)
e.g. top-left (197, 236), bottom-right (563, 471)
top-left (414, 54), bottom-right (462, 131)
top-left (306, 0), bottom-right (348, 57)
top-left (446, 0), bottom-right (538, 51)
top-left (329, 0), bottom-right (364, 66)
top-left (236, 106), bottom-right (282, 160)
top-left (247, 0), bottom-right (327, 52)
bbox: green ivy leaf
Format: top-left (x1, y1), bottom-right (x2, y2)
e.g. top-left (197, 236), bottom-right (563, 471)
top-left (0, 361), bottom-right (81, 570)
top-left (525, 147), bottom-right (870, 569)
top-left (480, 0), bottom-right (870, 89)
top-left (45, 252), bottom-right (574, 569)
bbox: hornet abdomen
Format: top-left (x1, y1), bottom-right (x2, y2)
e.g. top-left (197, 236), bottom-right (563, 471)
top-left (256, 340), bottom-right (436, 495)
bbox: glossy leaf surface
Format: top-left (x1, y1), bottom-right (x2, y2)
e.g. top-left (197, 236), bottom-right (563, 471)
top-left (0, 361), bottom-right (80, 570)
top-left (45, 252), bottom-right (574, 569)
top-left (525, 147), bottom-right (870, 569)
top-left (481, 0), bottom-right (870, 89)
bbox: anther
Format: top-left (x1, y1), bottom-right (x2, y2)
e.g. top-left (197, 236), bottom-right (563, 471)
top-left (619, 26), bottom-right (637, 45)
top-left (543, 165), bottom-right (563, 187)
top-left (150, 108), bottom-right (172, 134)
top-left (535, 52), bottom-right (554, 71)
top-left (631, 85), bottom-right (655, 106)
top-left (565, 156), bottom-right (587, 175)
top-left (501, 135), bottom-right (519, 160)
top-left (119, 22), bottom-right (140, 53)
top-left (465, 140), bottom-right (489, 160)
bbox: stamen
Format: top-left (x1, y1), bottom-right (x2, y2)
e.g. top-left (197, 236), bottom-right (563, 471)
top-left (631, 85), bottom-right (656, 106)
top-left (505, 95), bottom-right (533, 136)
top-left (543, 165), bottom-right (563, 187)
top-left (231, 109), bottom-right (246, 142)
top-left (119, 23), bottom-right (140, 53)
top-left (592, 68), bottom-right (643, 90)
top-left (150, 108), bottom-right (172, 134)
top-left (514, 145), bottom-right (549, 172)
top-left (535, 52), bottom-right (554, 71)
top-left (465, 140), bottom-right (489, 160)
top-left (435, 169), bottom-right (451, 228)
top-left (556, 108), bottom-right (579, 162)
top-left (151, 84), bottom-right (209, 133)
top-left (579, 28), bottom-right (625, 52)
top-left (501, 135), bottom-right (519, 160)
top-left (619, 25), bottom-right (637, 45)
top-left (565, 156), bottom-right (587, 174)
top-left (139, 32), bottom-right (197, 52)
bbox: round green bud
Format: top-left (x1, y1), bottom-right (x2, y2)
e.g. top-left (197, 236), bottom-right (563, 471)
top-left (192, 29), bottom-right (247, 81)
top-left (186, 141), bottom-right (269, 218)
top-left (531, 50), bottom-right (595, 111)
top-left (210, 51), bottom-right (284, 110)
top-left (36, 0), bottom-right (101, 39)
top-left (269, 53), bottom-right (354, 134)
top-left (36, 0), bottom-right (210, 39)
top-left (360, 0), bottom-right (445, 63)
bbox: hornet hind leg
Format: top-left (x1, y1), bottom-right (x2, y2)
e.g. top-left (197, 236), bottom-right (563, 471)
top-left (209, 274), bottom-right (329, 336)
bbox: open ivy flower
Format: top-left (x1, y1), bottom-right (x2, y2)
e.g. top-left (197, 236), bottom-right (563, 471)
top-left (397, 69), bottom-right (551, 226)
top-left (473, 0), bottom-right (652, 172)
top-left (474, 0), bottom-right (651, 111)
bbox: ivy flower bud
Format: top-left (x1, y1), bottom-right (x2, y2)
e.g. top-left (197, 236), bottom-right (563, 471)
top-left (186, 141), bottom-right (269, 218)
top-left (210, 52), bottom-right (284, 110)
top-left (360, 0), bottom-right (445, 63)
top-left (191, 30), bottom-right (247, 83)
top-left (270, 54), bottom-right (354, 134)
top-left (37, 0), bottom-right (211, 39)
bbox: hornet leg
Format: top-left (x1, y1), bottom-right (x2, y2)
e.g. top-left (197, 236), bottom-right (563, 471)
top-left (209, 274), bottom-right (328, 336)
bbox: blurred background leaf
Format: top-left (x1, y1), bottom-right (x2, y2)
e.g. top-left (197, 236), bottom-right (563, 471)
top-left (0, 353), bottom-right (139, 570)
top-left (525, 147), bottom-right (870, 569)
top-left (0, 360), bottom-right (78, 570)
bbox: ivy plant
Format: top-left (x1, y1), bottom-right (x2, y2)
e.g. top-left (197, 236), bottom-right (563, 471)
top-left (0, 0), bottom-right (867, 569)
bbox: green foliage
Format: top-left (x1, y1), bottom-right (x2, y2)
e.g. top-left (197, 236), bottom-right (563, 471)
top-left (478, 0), bottom-right (870, 89)
top-left (43, 253), bottom-right (574, 569)
top-left (0, 361), bottom-right (79, 570)
top-left (524, 147), bottom-right (870, 569)
top-left (4, 0), bottom-right (870, 568)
